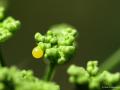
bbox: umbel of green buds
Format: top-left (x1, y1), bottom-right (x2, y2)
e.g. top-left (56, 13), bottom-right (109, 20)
top-left (0, 7), bottom-right (20, 43)
top-left (0, 17), bottom-right (20, 43)
top-left (33, 24), bottom-right (77, 64)
top-left (67, 61), bottom-right (120, 90)
top-left (0, 67), bottom-right (60, 90)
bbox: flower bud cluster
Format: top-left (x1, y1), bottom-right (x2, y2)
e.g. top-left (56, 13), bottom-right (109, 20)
top-left (67, 61), bottom-right (120, 90)
top-left (0, 67), bottom-right (60, 90)
top-left (34, 24), bottom-right (77, 64)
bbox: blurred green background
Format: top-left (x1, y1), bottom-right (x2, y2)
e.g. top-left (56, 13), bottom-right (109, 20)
top-left (1, 0), bottom-right (120, 90)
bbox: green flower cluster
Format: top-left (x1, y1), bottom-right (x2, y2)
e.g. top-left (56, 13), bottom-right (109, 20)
top-left (34, 24), bottom-right (77, 64)
top-left (0, 7), bottom-right (20, 43)
top-left (67, 61), bottom-right (120, 90)
top-left (0, 67), bottom-right (60, 90)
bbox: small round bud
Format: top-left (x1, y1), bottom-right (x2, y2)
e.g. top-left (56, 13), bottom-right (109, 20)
top-left (35, 32), bottom-right (45, 42)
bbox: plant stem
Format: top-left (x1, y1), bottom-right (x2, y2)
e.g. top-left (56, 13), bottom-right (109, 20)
top-left (0, 46), bottom-right (5, 66)
top-left (99, 48), bottom-right (120, 72)
top-left (44, 63), bottom-right (56, 81)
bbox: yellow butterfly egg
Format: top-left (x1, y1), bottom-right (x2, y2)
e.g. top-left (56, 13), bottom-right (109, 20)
top-left (32, 47), bottom-right (44, 59)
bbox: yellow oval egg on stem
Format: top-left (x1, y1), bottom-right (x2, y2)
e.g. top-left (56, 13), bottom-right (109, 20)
top-left (32, 47), bottom-right (44, 59)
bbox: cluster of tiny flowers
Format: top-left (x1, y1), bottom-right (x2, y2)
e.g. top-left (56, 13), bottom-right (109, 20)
top-left (0, 67), bottom-right (60, 90)
top-left (67, 61), bottom-right (120, 90)
top-left (33, 24), bottom-right (77, 64)
top-left (0, 7), bottom-right (20, 43)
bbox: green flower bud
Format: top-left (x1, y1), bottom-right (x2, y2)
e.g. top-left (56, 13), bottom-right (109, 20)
top-left (66, 28), bottom-right (77, 36)
top-left (47, 30), bottom-right (53, 35)
top-left (50, 38), bottom-right (57, 44)
top-left (66, 36), bottom-right (75, 45)
top-left (58, 40), bottom-right (66, 45)
top-left (70, 29), bottom-right (77, 36)
top-left (44, 48), bottom-right (59, 63)
top-left (45, 35), bottom-right (52, 43)
top-left (67, 65), bottom-right (82, 75)
top-left (35, 32), bottom-right (45, 42)
top-left (87, 61), bottom-right (99, 75)
top-left (37, 42), bottom-right (45, 50)
top-left (59, 46), bottom-right (75, 55)
top-left (102, 71), bottom-right (114, 85)
top-left (89, 77), bottom-right (100, 89)
top-left (67, 65), bottom-right (89, 84)
top-left (77, 73), bottom-right (89, 84)
top-left (0, 28), bottom-right (12, 43)
top-left (101, 71), bottom-right (120, 85)
top-left (44, 43), bottom-right (51, 49)
top-left (3, 17), bottom-right (21, 32)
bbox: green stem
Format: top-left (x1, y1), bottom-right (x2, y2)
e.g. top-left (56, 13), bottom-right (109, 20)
top-left (0, 46), bottom-right (5, 67)
top-left (44, 63), bottom-right (56, 81)
top-left (99, 48), bottom-right (120, 72)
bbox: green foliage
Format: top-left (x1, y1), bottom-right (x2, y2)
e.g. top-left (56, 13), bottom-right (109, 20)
top-left (0, 7), bottom-right (20, 43)
top-left (0, 67), bottom-right (60, 90)
top-left (67, 61), bottom-right (120, 90)
top-left (34, 24), bottom-right (77, 64)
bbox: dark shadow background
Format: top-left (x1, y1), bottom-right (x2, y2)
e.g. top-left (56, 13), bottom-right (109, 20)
top-left (1, 0), bottom-right (120, 90)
